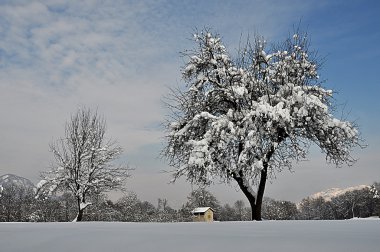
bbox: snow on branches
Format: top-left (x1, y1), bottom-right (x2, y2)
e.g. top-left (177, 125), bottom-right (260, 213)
top-left (163, 29), bottom-right (362, 202)
top-left (37, 108), bottom-right (130, 221)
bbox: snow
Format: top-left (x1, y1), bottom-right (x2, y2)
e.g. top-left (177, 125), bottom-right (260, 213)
top-left (0, 220), bottom-right (379, 252)
top-left (311, 185), bottom-right (369, 201)
top-left (232, 86), bottom-right (247, 96)
top-left (192, 207), bottom-right (212, 213)
top-left (36, 179), bottom-right (47, 189)
top-left (80, 202), bottom-right (92, 210)
top-left (0, 174), bottom-right (36, 189)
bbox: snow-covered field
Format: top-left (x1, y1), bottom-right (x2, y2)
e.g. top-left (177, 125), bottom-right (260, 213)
top-left (1, 219), bottom-right (379, 252)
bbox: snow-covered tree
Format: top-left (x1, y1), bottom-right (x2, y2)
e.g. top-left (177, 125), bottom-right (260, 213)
top-left (163, 28), bottom-right (362, 220)
top-left (330, 187), bottom-right (377, 219)
top-left (156, 198), bottom-right (177, 222)
top-left (262, 197), bottom-right (298, 220)
top-left (0, 184), bottom-right (35, 222)
top-left (298, 196), bottom-right (335, 220)
top-left (186, 187), bottom-right (221, 210)
top-left (371, 182), bottom-right (380, 217)
top-left (37, 108), bottom-right (130, 221)
top-left (115, 192), bottom-right (142, 222)
top-left (233, 200), bottom-right (251, 221)
top-left (219, 203), bottom-right (237, 221)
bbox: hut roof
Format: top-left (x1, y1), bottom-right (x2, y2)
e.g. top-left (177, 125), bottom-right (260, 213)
top-left (191, 207), bottom-right (214, 214)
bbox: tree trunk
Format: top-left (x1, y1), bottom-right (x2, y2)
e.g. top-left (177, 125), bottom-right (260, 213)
top-left (75, 198), bottom-right (84, 222)
top-left (76, 208), bottom-right (84, 222)
top-left (252, 167), bottom-right (268, 221)
top-left (246, 191), bottom-right (257, 221)
top-left (251, 142), bottom-right (276, 220)
top-left (65, 201), bottom-right (69, 222)
top-left (233, 163), bottom-right (269, 221)
top-left (232, 172), bottom-right (257, 221)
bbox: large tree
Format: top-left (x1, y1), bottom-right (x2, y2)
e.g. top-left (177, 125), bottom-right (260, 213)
top-left (37, 108), bottom-right (130, 221)
top-left (162, 29), bottom-right (362, 220)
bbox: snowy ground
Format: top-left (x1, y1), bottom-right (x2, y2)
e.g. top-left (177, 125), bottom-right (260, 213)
top-left (1, 219), bottom-right (379, 252)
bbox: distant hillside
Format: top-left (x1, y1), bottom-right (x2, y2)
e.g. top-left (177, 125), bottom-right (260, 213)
top-left (0, 174), bottom-right (35, 190)
top-left (310, 185), bottom-right (369, 202)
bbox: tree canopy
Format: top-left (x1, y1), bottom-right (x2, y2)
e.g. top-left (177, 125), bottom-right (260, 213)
top-left (163, 28), bottom-right (362, 220)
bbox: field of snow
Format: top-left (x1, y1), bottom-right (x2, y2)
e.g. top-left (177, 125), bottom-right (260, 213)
top-left (1, 219), bottom-right (379, 252)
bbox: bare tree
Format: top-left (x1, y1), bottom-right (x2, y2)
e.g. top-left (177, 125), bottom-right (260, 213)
top-left (162, 28), bottom-right (363, 220)
top-left (37, 107), bottom-right (130, 221)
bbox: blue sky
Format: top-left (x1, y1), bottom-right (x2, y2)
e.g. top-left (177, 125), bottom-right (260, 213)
top-left (0, 0), bottom-right (379, 207)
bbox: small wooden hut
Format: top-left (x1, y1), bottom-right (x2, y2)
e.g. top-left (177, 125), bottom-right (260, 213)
top-left (191, 207), bottom-right (214, 222)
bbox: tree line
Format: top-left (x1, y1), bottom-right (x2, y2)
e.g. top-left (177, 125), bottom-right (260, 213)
top-left (1, 185), bottom-right (379, 222)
